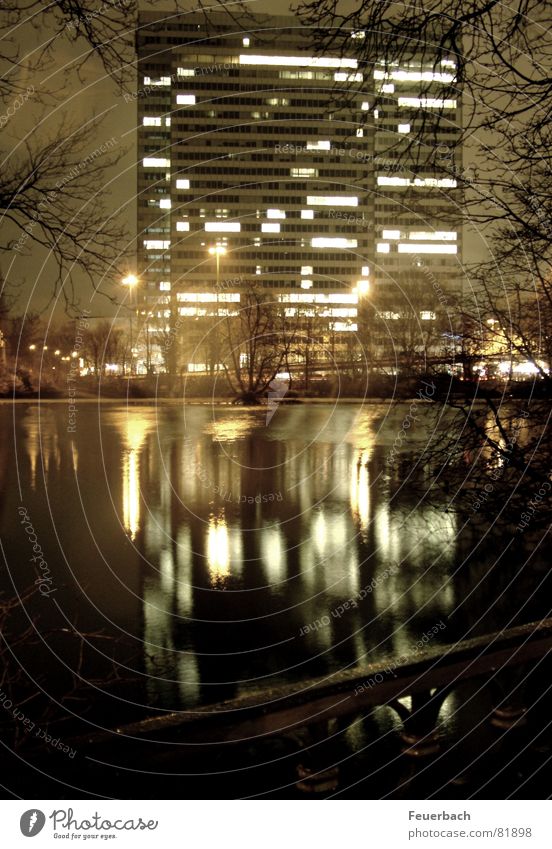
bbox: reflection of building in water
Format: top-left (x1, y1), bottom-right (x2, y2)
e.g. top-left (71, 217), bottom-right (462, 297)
top-left (260, 524), bottom-right (285, 586)
top-left (350, 448), bottom-right (371, 535)
top-left (206, 513), bottom-right (243, 584)
top-left (22, 408), bottom-right (61, 488)
top-left (119, 413), bottom-right (154, 539)
top-left (143, 535), bottom-right (200, 706)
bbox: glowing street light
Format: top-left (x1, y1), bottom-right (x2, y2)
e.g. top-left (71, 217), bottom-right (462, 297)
top-left (122, 273), bottom-right (139, 289)
top-left (208, 245), bottom-right (227, 286)
top-left (122, 273), bottom-right (140, 375)
top-left (208, 246), bottom-right (227, 374)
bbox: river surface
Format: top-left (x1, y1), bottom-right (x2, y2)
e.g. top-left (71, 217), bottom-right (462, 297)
top-left (0, 401), bottom-right (549, 724)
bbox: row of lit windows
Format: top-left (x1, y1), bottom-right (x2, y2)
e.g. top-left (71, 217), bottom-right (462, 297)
top-left (376, 242), bottom-right (458, 254)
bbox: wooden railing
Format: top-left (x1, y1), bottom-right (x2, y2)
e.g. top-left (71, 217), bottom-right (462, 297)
top-left (75, 618), bottom-right (552, 792)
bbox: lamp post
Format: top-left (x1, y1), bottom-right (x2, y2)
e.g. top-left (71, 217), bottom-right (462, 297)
top-left (122, 273), bottom-right (139, 375)
top-left (355, 277), bottom-right (370, 377)
top-left (208, 246), bottom-right (226, 374)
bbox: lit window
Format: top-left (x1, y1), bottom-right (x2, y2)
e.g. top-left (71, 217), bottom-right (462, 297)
top-left (159, 281), bottom-right (171, 291)
top-left (144, 76), bottom-right (170, 86)
top-left (377, 176), bottom-right (457, 188)
top-left (239, 54), bottom-right (358, 69)
top-left (377, 176), bottom-right (410, 187)
top-left (177, 68), bottom-right (195, 77)
top-left (262, 223), bottom-right (280, 233)
top-left (398, 97), bottom-right (457, 109)
top-left (159, 198), bottom-right (171, 209)
top-left (356, 128), bottom-right (364, 138)
top-left (301, 280), bottom-right (313, 289)
top-left (329, 308), bottom-right (357, 317)
top-left (176, 94), bottom-right (196, 105)
top-left (398, 243), bottom-right (457, 254)
top-left (165, 117), bottom-right (171, 127)
top-left (374, 109), bottom-right (379, 119)
top-left (351, 30), bottom-right (365, 39)
top-left (412, 177), bottom-right (457, 188)
top-left (377, 243), bottom-right (390, 253)
top-left (256, 265), bottom-right (262, 275)
top-left (176, 222), bottom-right (190, 231)
top-left (266, 97), bottom-right (290, 106)
top-left (301, 210), bottom-right (314, 219)
top-left (420, 311), bottom-right (436, 320)
top-left (361, 266), bottom-right (369, 276)
top-left (311, 237), bottom-right (358, 248)
top-left (306, 140), bottom-right (331, 151)
top-left (335, 72), bottom-right (364, 82)
top-left (291, 168), bottom-right (318, 178)
top-left (409, 231), bottom-right (457, 240)
top-left (375, 69), bottom-right (455, 83)
top-left (205, 222), bottom-right (240, 232)
top-left (179, 293), bottom-right (217, 303)
top-left (143, 117), bottom-right (161, 127)
top-left (398, 123), bottom-right (410, 134)
top-left (243, 37), bottom-right (250, 47)
top-left (143, 158), bottom-right (170, 168)
top-left (333, 322), bottom-right (357, 332)
top-left (382, 229), bottom-right (401, 239)
top-left (301, 266), bottom-right (313, 275)
top-left (381, 83), bottom-right (394, 93)
top-left (307, 196), bottom-right (358, 207)
top-left (144, 240), bottom-right (170, 250)
top-left (267, 209), bottom-right (286, 218)
top-left (176, 179), bottom-right (190, 189)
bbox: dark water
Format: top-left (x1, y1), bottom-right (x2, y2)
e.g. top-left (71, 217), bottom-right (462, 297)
top-left (0, 401), bottom-right (549, 723)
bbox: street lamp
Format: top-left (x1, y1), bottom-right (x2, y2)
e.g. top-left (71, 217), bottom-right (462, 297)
top-left (122, 273), bottom-right (139, 375)
top-left (355, 277), bottom-right (371, 375)
top-left (208, 246), bottom-right (227, 373)
top-left (208, 245), bottom-right (227, 288)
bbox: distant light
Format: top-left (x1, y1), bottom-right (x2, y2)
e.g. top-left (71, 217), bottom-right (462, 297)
top-left (29, 344), bottom-right (36, 350)
top-left (243, 37), bottom-right (250, 46)
top-left (356, 279), bottom-right (370, 296)
top-left (122, 274), bottom-right (139, 288)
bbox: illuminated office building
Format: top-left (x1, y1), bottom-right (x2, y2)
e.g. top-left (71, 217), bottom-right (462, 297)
top-left (136, 10), bottom-right (462, 371)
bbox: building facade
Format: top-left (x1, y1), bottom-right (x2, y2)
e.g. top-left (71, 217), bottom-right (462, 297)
top-left (135, 10), bottom-right (462, 374)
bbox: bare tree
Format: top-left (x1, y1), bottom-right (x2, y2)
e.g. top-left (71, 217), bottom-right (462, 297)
top-left (221, 285), bottom-right (297, 404)
top-left (0, 2), bottom-right (135, 308)
top-left (84, 320), bottom-right (126, 379)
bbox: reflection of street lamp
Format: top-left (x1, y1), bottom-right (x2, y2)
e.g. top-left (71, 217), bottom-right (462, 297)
top-left (208, 246), bottom-right (226, 373)
top-left (355, 277), bottom-right (370, 374)
top-left (122, 274), bottom-right (139, 375)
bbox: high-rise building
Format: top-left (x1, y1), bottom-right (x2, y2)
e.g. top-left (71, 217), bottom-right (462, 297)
top-left (135, 10), bottom-right (462, 373)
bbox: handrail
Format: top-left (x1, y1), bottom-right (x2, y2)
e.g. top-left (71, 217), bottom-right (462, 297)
top-left (78, 617), bottom-right (552, 748)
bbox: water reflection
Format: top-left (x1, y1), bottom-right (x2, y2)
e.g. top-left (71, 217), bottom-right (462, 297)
top-left (116, 411), bottom-right (154, 539)
top-left (8, 402), bottom-right (539, 715)
top-left (206, 514), bottom-right (231, 582)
